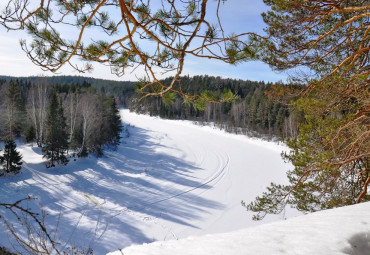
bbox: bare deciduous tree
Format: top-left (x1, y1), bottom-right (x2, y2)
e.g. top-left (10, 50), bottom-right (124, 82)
top-left (27, 79), bottom-right (49, 147)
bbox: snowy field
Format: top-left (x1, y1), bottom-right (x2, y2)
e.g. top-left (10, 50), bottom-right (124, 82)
top-left (0, 109), bottom-right (297, 254)
top-left (109, 202), bottom-right (370, 255)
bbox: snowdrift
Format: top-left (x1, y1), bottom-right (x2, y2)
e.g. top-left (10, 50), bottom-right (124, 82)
top-left (108, 202), bottom-right (370, 255)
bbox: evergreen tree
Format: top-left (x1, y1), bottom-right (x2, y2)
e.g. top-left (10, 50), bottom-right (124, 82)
top-left (131, 75), bottom-right (292, 138)
top-left (6, 79), bottom-right (26, 138)
top-left (104, 96), bottom-right (122, 148)
top-left (43, 93), bottom-right (69, 167)
top-left (25, 124), bottom-right (36, 146)
top-left (1, 140), bottom-right (22, 175)
top-left (56, 98), bottom-right (69, 155)
top-left (245, 76), bottom-right (369, 220)
top-left (246, 0), bottom-right (369, 219)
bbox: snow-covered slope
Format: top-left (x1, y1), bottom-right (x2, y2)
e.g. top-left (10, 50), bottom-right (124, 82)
top-left (0, 109), bottom-right (297, 254)
top-left (109, 202), bottom-right (370, 255)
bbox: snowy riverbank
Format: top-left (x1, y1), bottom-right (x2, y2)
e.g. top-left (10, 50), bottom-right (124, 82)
top-left (1, 109), bottom-right (297, 254)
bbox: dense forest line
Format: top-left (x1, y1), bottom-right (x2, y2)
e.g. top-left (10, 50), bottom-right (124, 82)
top-left (0, 75), bottom-right (302, 141)
top-left (0, 78), bottom-right (122, 173)
top-left (130, 75), bottom-right (301, 139)
top-left (0, 75), bottom-right (136, 107)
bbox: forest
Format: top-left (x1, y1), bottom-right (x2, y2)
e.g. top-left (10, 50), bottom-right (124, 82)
top-left (1, 74), bottom-right (301, 141)
top-left (0, 73), bottom-right (303, 174)
top-left (0, 78), bottom-right (122, 173)
top-left (130, 75), bottom-right (301, 139)
top-left (0, 0), bottom-right (368, 253)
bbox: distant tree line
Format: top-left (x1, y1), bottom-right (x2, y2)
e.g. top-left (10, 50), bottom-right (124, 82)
top-left (0, 78), bottom-right (122, 173)
top-left (129, 75), bottom-right (302, 139)
top-left (1, 75), bottom-right (302, 141)
top-left (0, 75), bottom-right (136, 107)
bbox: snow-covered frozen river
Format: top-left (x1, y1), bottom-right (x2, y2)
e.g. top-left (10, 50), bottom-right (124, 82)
top-left (0, 109), bottom-right (295, 254)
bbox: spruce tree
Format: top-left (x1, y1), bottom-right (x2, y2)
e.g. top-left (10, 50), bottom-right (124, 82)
top-left (56, 98), bottom-right (69, 163)
top-left (1, 140), bottom-right (23, 175)
top-left (105, 96), bottom-right (122, 148)
top-left (43, 93), bottom-right (69, 167)
top-left (25, 125), bottom-right (36, 146)
top-left (6, 79), bottom-right (26, 138)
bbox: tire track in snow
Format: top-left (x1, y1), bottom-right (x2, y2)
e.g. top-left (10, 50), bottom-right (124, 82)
top-left (98, 138), bottom-right (230, 237)
top-left (103, 133), bottom-right (213, 206)
top-left (142, 153), bottom-right (229, 207)
top-left (21, 117), bottom-right (230, 245)
top-left (104, 139), bottom-right (230, 242)
top-left (107, 149), bottom-right (229, 215)
top-left (102, 123), bottom-right (231, 216)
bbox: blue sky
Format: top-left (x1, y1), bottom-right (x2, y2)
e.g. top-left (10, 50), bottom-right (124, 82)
top-left (0, 0), bottom-right (287, 82)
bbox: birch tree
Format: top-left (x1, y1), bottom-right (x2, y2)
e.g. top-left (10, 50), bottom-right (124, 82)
top-left (64, 92), bottom-right (80, 148)
top-left (28, 79), bottom-right (49, 147)
top-left (78, 93), bottom-right (100, 156)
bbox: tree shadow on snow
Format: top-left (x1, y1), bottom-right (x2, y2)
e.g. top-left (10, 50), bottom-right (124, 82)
top-left (0, 123), bottom-right (224, 254)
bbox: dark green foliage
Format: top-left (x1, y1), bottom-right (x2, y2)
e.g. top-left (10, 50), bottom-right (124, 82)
top-left (43, 93), bottom-right (69, 167)
top-left (0, 75), bottom-right (291, 159)
top-left (6, 79), bottom-right (27, 138)
top-left (70, 125), bottom-right (83, 151)
top-left (245, 0), bottom-right (369, 219)
top-left (259, 0), bottom-right (368, 77)
top-left (0, 246), bottom-right (16, 255)
top-left (102, 96), bottom-right (122, 149)
top-left (0, 75), bottom-right (136, 106)
top-left (0, 76), bottom-right (125, 160)
top-left (246, 76), bottom-right (369, 219)
top-left (25, 124), bottom-right (36, 144)
top-left (1, 140), bottom-right (23, 175)
top-left (242, 182), bottom-right (289, 221)
top-left (53, 80), bottom-right (91, 94)
top-left (0, 78), bottom-right (30, 139)
top-left (78, 146), bottom-right (88, 158)
top-left (78, 94), bottom-right (122, 156)
top-left (132, 75), bottom-right (296, 138)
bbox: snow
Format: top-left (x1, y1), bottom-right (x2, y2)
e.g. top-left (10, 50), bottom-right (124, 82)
top-left (0, 109), bottom-right (297, 254)
top-left (108, 202), bottom-right (370, 255)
